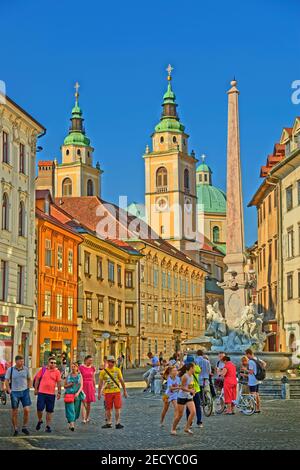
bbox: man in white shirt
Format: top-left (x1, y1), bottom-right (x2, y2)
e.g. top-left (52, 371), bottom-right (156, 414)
top-left (245, 348), bottom-right (265, 413)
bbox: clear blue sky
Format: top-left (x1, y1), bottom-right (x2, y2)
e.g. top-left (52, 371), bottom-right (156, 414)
top-left (1, 0), bottom-right (300, 246)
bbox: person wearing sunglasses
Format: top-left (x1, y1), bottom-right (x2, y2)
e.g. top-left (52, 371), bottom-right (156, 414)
top-left (34, 356), bottom-right (62, 433)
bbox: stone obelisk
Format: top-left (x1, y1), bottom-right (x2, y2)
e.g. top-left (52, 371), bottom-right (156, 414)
top-left (222, 79), bottom-right (247, 328)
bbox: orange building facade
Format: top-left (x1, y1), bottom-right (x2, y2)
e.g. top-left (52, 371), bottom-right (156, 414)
top-left (36, 190), bottom-right (82, 368)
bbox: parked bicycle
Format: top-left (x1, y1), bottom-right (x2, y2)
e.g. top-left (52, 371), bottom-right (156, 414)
top-left (215, 380), bottom-right (256, 416)
top-left (200, 379), bottom-right (213, 417)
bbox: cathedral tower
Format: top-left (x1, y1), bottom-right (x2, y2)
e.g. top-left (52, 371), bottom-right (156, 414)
top-left (144, 66), bottom-right (198, 254)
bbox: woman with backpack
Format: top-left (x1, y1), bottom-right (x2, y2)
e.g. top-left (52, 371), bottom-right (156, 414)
top-left (64, 362), bottom-right (84, 431)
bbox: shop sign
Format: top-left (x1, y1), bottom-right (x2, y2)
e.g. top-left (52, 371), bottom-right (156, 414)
top-left (49, 325), bottom-right (69, 333)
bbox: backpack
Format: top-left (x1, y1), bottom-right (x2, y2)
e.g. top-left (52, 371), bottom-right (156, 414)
top-left (33, 366), bottom-right (47, 389)
top-left (253, 359), bottom-right (266, 381)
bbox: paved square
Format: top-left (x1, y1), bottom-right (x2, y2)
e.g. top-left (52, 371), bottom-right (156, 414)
top-left (0, 390), bottom-right (299, 450)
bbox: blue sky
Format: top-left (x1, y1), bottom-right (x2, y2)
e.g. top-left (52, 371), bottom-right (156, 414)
top-left (1, 0), bottom-right (299, 246)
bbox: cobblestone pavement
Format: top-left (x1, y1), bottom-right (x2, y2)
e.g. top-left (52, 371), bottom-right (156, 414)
top-left (0, 390), bottom-right (299, 450)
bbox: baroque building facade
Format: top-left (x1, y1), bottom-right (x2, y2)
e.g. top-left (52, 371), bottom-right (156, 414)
top-left (0, 94), bottom-right (45, 369)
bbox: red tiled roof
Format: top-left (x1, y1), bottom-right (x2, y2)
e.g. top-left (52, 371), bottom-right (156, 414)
top-left (259, 141), bottom-right (285, 178)
top-left (36, 189), bottom-right (52, 200)
top-left (36, 207), bottom-right (82, 240)
top-left (55, 197), bottom-right (208, 271)
top-left (38, 160), bottom-right (54, 166)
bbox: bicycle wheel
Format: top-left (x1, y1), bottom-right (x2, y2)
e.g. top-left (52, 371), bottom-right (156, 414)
top-left (215, 394), bottom-right (225, 414)
top-left (203, 391), bottom-right (213, 417)
top-left (240, 395), bottom-right (256, 416)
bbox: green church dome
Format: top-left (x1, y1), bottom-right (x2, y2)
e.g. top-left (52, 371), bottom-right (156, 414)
top-left (196, 162), bottom-right (212, 173)
top-left (64, 132), bottom-right (90, 146)
top-left (63, 84), bottom-right (91, 147)
top-left (197, 184), bottom-right (226, 214)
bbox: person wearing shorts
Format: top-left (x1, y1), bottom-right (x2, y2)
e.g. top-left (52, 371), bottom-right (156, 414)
top-left (246, 348), bottom-right (265, 413)
top-left (171, 363), bottom-right (196, 435)
top-left (34, 357), bottom-right (61, 433)
top-left (5, 355), bottom-right (32, 436)
top-left (98, 355), bottom-right (128, 429)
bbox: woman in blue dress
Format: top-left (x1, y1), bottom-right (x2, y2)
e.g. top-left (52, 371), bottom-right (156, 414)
top-left (64, 362), bottom-right (84, 431)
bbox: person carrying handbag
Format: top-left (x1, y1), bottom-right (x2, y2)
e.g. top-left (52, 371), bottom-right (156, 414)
top-left (98, 355), bottom-right (128, 429)
top-left (64, 362), bottom-right (85, 431)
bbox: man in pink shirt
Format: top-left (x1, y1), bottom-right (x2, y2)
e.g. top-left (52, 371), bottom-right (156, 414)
top-left (34, 357), bottom-right (61, 433)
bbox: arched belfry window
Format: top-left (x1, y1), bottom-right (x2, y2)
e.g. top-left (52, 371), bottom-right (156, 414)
top-left (213, 226), bottom-right (220, 243)
top-left (156, 167), bottom-right (168, 190)
top-left (62, 178), bottom-right (72, 197)
top-left (184, 168), bottom-right (190, 190)
top-left (2, 192), bottom-right (9, 230)
top-left (87, 179), bottom-right (94, 196)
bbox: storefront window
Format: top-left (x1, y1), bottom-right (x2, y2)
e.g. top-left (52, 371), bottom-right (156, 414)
top-left (0, 326), bottom-right (13, 366)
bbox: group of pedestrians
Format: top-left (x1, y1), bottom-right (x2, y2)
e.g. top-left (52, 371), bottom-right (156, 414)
top-left (152, 347), bottom-right (265, 436)
top-left (3, 353), bottom-right (127, 436)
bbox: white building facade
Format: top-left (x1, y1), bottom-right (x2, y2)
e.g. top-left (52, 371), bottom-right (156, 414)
top-left (0, 94), bottom-right (45, 369)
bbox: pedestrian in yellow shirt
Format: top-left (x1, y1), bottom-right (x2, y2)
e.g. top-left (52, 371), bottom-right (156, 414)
top-left (98, 355), bottom-right (128, 429)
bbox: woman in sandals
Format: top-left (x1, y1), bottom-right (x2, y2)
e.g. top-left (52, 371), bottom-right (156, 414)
top-left (220, 356), bottom-right (237, 415)
top-left (64, 362), bottom-right (84, 431)
top-left (171, 362), bottom-right (196, 435)
top-left (160, 366), bottom-right (180, 427)
top-left (79, 355), bottom-right (96, 423)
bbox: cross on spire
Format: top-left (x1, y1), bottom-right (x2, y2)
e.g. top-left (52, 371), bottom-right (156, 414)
top-left (74, 81), bottom-right (80, 102)
top-left (201, 153), bottom-right (206, 163)
top-left (166, 64), bottom-right (174, 80)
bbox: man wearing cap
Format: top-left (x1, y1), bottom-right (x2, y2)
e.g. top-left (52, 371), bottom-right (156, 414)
top-left (98, 355), bottom-right (128, 429)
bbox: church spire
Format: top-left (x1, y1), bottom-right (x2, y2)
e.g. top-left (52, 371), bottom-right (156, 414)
top-left (64, 82), bottom-right (90, 146)
top-left (154, 65), bottom-right (185, 133)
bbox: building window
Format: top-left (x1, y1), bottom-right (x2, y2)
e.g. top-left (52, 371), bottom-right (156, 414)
top-left (167, 272), bottom-right (171, 289)
top-left (44, 292), bottom-right (51, 317)
top-left (125, 270), bottom-right (133, 288)
top-left (185, 279), bottom-right (189, 296)
top-left (168, 309), bottom-right (172, 325)
top-left (286, 186), bottom-right (293, 212)
top-left (263, 247), bottom-right (266, 268)
top-left (117, 265), bottom-right (122, 286)
top-left (148, 339), bottom-right (151, 353)
top-left (173, 136), bottom-right (177, 143)
top-left (181, 311), bottom-right (185, 328)
top-left (2, 131), bottom-right (9, 164)
top-left (118, 303), bottom-right (122, 326)
top-left (87, 179), bottom-right (94, 196)
top-left (56, 294), bottom-right (63, 319)
top-left (154, 306), bottom-right (158, 324)
top-left (263, 202), bottom-right (266, 219)
top-left (175, 310), bottom-right (179, 327)
top-left (147, 305), bottom-right (152, 323)
top-left (16, 265), bottom-right (24, 305)
top-left (84, 252), bottom-right (90, 275)
top-left (57, 245), bottom-right (63, 271)
top-left (180, 278), bottom-right (184, 294)
top-left (45, 240), bottom-right (52, 267)
top-left (287, 273), bottom-right (293, 300)
top-left (140, 264), bottom-right (145, 282)
top-left (184, 169), bottom-right (190, 190)
top-left (160, 136), bottom-right (164, 143)
top-left (186, 313), bottom-right (190, 327)
top-left (215, 265), bottom-right (223, 282)
top-left (108, 261), bottom-right (115, 283)
top-left (156, 167), bottom-right (168, 190)
top-left (174, 276), bottom-right (178, 292)
top-left (98, 298), bottom-right (104, 322)
top-left (162, 308), bottom-right (167, 324)
top-left (125, 307), bottom-right (134, 326)
top-left (86, 297), bottom-right (92, 320)
top-left (68, 250), bottom-right (73, 274)
top-left (18, 201), bottom-right (25, 236)
top-left (153, 268), bottom-right (158, 288)
top-left (204, 174), bottom-right (208, 182)
top-left (0, 260), bottom-right (7, 301)
top-left (268, 194), bottom-right (272, 213)
top-left (109, 301), bottom-right (115, 325)
top-left (141, 304), bottom-right (145, 322)
top-left (162, 271), bottom-right (167, 289)
top-left (287, 229), bottom-right (294, 258)
top-left (67, 297), bottom-right (73, 321)
top-left (274, 187), bottom-right (278, 208)
top-left (97, 256), bottom-right (103, 279)
top-left (62, 178), bottom-right (72, 196)
top-left (2, 193), bottom-right (9, 230)
top-left (19, 143), bottom-right (25, 174)
top-left (154, 339), bottom-right (158, 354)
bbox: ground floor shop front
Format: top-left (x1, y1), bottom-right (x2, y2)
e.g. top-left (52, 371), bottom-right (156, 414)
top-left (37, 320), bottom-right (77, 371)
